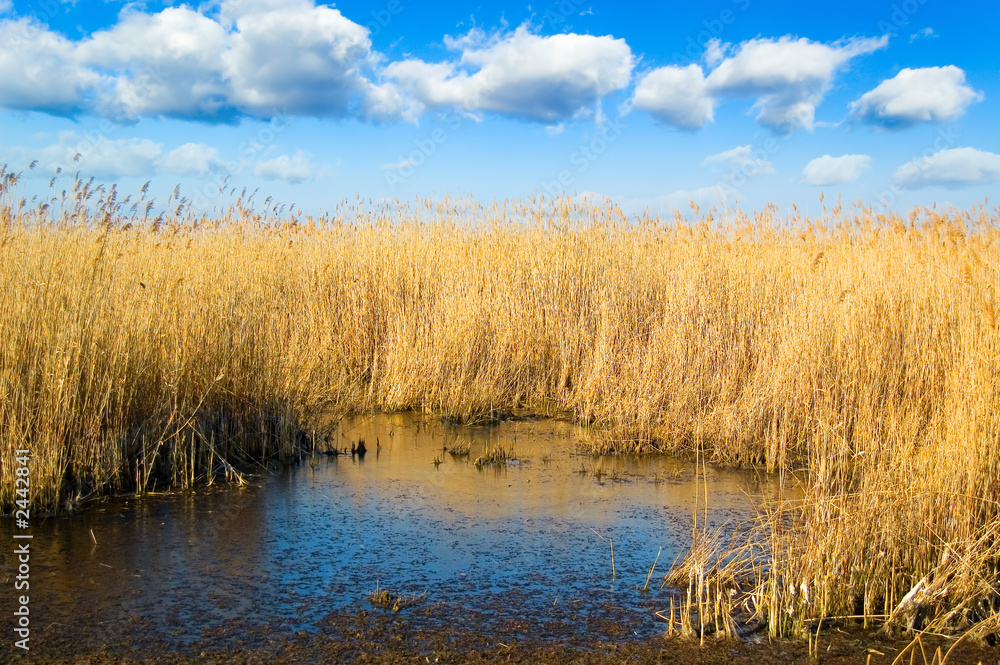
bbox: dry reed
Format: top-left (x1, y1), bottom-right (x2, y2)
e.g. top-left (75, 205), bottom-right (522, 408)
top-left (367, 581), bottom-right (424, 612)
top-left (1, 165), bottom-right (999, 639)
top-left (473, 442), bottom-right (518, 468)
top-left (448, 439), bottom-right (472, 457)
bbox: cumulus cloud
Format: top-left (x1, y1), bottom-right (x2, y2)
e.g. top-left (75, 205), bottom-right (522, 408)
top-left (386, 25), bottom-right (633, 122)
top-left (222, 1), bottom-right (378, 117)
top-left (631, 35), bottom-right (887, 133)
top-left (631, 64), bottom-right (713, 129)
top-left (0, 18), bottom-right (102, 115)
top-left (253, 152), bottom-right (314, 183)
top-left (0, 8), bottom-right (631, 124)
top-left (800, 154), bottom-right (871, 185)
top-left (702, 145), bottom-right (775, 176)
top-left (850, 66), bottom-right (982, 129)
top-left (894, 147), bottom-right (1000, 189)
top-left (78, 7), bottom-right (233, 120)
top-left (0, 0), bottom-right (407, 122)
top-left (707, 36), bottom-right (887, 132)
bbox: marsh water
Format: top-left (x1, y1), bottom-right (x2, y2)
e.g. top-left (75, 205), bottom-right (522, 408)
top-left (2, 413), bottom-right (789, 656)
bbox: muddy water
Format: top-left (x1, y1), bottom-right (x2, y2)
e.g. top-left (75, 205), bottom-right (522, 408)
top-left (2, 413), bottom-right (787, 655)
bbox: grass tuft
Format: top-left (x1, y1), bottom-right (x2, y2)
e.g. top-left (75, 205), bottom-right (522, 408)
top-left (447, 440), bottom-right (472, 457)
top-left (473, 442), bottom-right (517, 468)
top-left (367, 582), bottom-right (425, 612)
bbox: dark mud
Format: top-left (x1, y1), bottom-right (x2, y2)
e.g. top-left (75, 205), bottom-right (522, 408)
top-left (3, 609), bottom-right (998, 665)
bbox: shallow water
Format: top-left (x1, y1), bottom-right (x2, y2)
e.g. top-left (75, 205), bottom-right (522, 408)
top-left (2, 413), bottom-right (788, 654)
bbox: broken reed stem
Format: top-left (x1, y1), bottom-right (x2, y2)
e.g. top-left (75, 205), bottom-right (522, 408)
top-left (644, 546), bottom-right (662, 593)
top-left (811, 616), bottom-right (822, 659)
top-left (610, 538), bottom-right (616, 579)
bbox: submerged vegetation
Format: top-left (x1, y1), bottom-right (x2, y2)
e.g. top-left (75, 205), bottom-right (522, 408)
top-left (1, 165), bottom-right (999, 640)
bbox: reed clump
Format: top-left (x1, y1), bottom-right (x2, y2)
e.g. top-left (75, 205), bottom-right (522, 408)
top-left (447, 440), bottom-right (472, 457)
top-left (367, 582), bottom-right (424, 612)
top-left (473, 442), bottom-right (517, 468)
top-left (1, 166), bottom-right (998, 639)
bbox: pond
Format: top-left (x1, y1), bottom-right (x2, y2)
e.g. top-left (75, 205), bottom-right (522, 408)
top-left (2, 413), bottom-right (787, 658)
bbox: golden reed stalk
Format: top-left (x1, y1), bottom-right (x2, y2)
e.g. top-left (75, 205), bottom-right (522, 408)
top-left (1, 167), bottom-right (998, 638)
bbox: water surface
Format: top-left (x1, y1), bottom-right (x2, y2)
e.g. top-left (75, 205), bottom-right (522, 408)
top-left (2, 413), bottom-right (785, 654)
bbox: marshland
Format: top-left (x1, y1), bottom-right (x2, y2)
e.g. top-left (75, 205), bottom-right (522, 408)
top-left (2, 167), bottom-right (999, 663)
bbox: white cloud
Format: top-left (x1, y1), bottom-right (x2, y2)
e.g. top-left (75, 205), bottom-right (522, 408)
top-left (386, 25), bottom-right (633, 122)
top-left (631, 64), bottom-right (713, 130)
top-left (910, 27), bottom-right (936, 42)
top-left (0, 18), bottom-right (101, 115)
top-left (703, 38), bottom-right (727, 68)
top-left (363, 81), bottom-right (414, 122)
top-left (222, 0), bottom-right (378, 118)
top-left (62, 135), bottom-right (163, 178)
top-left (705, 36), bottom-right (887, 133)
top-left (702, 145), bottom-right (775, 176)
top-left (630, 35), bottom-right (887, 133)
top-left (78, 7), bottom-right (233, 120)
top-left (894, 147), bottom-right (1000, 189)
top-left (0, 0), bottom-right (406, 122)
top-left (850, 66), bottom-right (982, 129)
top-left (0, 0), bottom-right (12, 15)
top-left (254, 152), bottom-right (314, 183)
top-left (9, 132), bottom-right (221, 178)
top-left (0, 8), bottom-right (629, 124)
top-left (800, 154), bottom-right (871, 185)
top-left (159, 143), bottom-right (222, 176)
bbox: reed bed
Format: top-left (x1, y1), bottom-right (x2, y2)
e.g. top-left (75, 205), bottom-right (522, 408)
top-left (1, 165), bottom-right (999, 639)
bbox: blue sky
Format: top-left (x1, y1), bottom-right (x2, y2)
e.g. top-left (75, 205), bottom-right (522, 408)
top-left (0, 0), bottom-right (997, 218)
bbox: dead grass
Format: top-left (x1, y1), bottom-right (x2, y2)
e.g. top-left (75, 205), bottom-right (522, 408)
top-left (473, 442), bottom-right (517, 468)
top-left (447, 440), bottom-right (472, 457)
top-left (1, 166), bottom-right (999, 640)
top-left (367, 581), bottom-right (424, 612)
